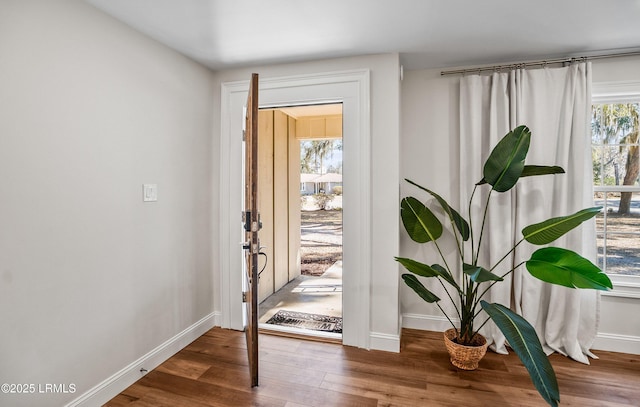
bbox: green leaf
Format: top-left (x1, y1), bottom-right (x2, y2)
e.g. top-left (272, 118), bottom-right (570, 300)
top-left (482, 125), bottom-right (531, 192)
top-left (431, 263), bottom-right (460, 288)
top-left (395, 257), bottom-right (460, 291)
top-left (477, 165), bottom-right (565, 185)
top-left (402, 274), bottom-right (440, 303)
top-left (463, 263), bottom-right (503, 283)
top-left (520, 165), bottom-right (565, 178)
top-left (431, 264), bottom-right (448, 274)
top-left (481, 301), bottom-right (560, 407)
top-left (525, 247), bottom-right (613, 290)
top-left (523, 207), bottom-right (602, 245)
top-left (400, 197), bottom-right (443, 243)
top-left (405, 179), bottom-right (470, 241)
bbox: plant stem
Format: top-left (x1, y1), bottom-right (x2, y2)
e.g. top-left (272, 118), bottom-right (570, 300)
top-left (462, 267), bottom-right (467, 298)
top-left (430, 238), bottom-right (463, 319)
top-left (465, 185), bottom-right (478, 307)
top-left (473, 316), bottom-right (492, 335)
top-left (436, 302), bottom-right (459, 336)
top-left (473, 260), bottom-right (527, 316)
top-left (500, 261), bottom-right (527, 279)
top-left (474, 188), bottom-right (493, 265)
top-left (436, 277), bottom-right (462, 320)
top-left (439, 201), bottom-right (465, 261)
top-left (468, 185), bottom-right (478, 264)
top-left (432, 239), bottom-right (453, 278)
top-left (458, 279), bottom-right (476, 343)
top-left (488, 238), bottom-right (525, 273)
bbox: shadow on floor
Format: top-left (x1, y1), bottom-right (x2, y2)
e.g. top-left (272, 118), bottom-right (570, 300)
top-left (258, 261), bottom-right (342, 324)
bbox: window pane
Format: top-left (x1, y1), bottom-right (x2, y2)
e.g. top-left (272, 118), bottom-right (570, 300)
top-left (593, 192), bottom-right (638, 220)
top-left (595, 146), bottom-right (634, 186)
top-left (596, 194), bottom-right (640, 276)
top-left (624, 146), bottom-right (639, 186)
top-left (591, 103), bottom-right (640, 145)
top-left (595, 204), bottom-right (604, 233)
top-left (596, 192), bottom-right (639, 218)
top-left (596, 232), bottom-right (605, 270)
top-left (597, 230), bottom-right (640, 276)
top-left (592, 147), bottom-right (604, 185)
top-left (600, 233), bottom-right (640, 276)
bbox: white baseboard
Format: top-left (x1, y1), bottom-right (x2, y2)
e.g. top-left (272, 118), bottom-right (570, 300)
top-left (403, 312), bottom-right (640, 356)
top-left (402, 313), bottom-right (459, 332)
top-left (593, 332), bottom-right (640, 355)
top-left (369, 331), bottom-right (400, 353)
top-left (65, 311), bottom-right (220, 407)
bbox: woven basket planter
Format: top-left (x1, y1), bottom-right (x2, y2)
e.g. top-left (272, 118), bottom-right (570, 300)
top-left (443, 328), bottom-right (488, 370)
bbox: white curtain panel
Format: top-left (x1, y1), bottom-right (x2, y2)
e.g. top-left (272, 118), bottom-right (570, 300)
top-left (459, 62), bottom-right (598, 364)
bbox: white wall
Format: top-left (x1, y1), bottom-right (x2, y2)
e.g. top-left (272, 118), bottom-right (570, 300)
top-left (400, 58), bottom-right (640, 354)
top-left (399, 68), bottom-right (463, 330)
top-left (212, 54), bottom-right (402, 348)
top-left (0, 1), bottom-right (216, 406)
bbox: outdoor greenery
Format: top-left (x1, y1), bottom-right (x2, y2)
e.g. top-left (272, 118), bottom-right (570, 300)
top-left (301, 193), bottom-right (342, 211)
top-left (300, 140), bottom-right (342, 174)
top-left (397, 125), bottom-right (613, 407)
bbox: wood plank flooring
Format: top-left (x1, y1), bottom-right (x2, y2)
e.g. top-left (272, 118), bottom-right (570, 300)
top-left (105, 328), bottom-right (640, 406)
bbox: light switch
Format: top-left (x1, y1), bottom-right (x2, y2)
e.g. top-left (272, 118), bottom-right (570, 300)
top-left (143, 184), bottom-right (158, 202)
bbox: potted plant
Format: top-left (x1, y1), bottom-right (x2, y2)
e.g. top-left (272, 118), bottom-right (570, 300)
top-left (396, 125), bottom-right (612, 407)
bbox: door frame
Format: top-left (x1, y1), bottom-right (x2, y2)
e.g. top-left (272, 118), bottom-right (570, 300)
top-left (219, 70), bottom-right (371, 349)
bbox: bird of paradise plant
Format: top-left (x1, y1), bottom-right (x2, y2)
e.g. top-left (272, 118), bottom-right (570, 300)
top-left (396, 125), bottom-right (612, 407)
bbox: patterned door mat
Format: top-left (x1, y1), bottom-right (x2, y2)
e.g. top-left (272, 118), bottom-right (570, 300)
top-left (265, 310), bottom-right (342, 333)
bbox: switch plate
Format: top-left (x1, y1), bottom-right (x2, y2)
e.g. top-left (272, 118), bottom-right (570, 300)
top-left (143, 184), bottom-right (158, 202)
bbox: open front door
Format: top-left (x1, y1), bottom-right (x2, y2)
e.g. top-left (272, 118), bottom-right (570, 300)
top-left (243, 73), bottom-right (259, 387)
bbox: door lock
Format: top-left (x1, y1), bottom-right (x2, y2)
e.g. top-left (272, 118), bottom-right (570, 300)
top-left (243, 211), bottom-right (262, 232)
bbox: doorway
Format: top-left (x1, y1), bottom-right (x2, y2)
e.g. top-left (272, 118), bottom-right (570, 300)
top-left (256, 104), bottom-right (343, 339)
top-left (219, 70), bottom-right (371, 349)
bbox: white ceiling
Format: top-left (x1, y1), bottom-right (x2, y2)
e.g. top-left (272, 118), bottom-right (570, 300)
top-left (86, 0), bottom-right (640, 71)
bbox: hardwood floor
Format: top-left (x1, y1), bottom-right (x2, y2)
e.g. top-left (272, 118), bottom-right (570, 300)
top-left (105, 328), bottom-right (639, 406)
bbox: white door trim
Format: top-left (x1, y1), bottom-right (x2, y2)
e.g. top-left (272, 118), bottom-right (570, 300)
top-left (219, 70), bottom-right (371, 349)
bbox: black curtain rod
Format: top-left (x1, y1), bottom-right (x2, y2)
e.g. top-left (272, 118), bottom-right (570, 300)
top-left (440, 50), bottom-right (640, 76)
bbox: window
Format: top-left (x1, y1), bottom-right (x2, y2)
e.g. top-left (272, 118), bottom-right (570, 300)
top-left (592, 101), bottom-right (640, 278)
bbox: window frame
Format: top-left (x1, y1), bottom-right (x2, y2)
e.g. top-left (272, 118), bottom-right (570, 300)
top-left (592, 81), bottom-right (640, 299)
